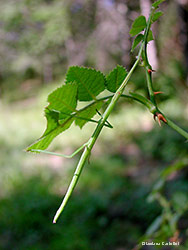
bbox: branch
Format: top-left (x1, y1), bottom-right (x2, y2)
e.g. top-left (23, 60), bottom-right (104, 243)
top-left (142, 9), bottom-right (188, 140)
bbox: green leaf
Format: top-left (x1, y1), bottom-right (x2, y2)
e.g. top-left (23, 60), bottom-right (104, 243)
top-left (48, 83), bottom-right (78, 118)
top-left (129, 16), bottom-right (147, 37)
top-left (131, 34), bottom-right (144, 52)
top-left (26, 110), bottom-right (74, 151)
top-left (43, 109), bottom-right (59, 137)
top-left (65, 66), bottom-right (106, 101)
top-left (106, 65), bottom-right (128, 93)
top-left (152, 0), bottom-right (165, 8)
top-left (147, 30), bottom-right (154, 42)
top-left (75, 101), bottom-right (103, 129)
top-left (152, 11), bottom-right (163, 23)
top-left (26, 83), bottom-right (78, 151)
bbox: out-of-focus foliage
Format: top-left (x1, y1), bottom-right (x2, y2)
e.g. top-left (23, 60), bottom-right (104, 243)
top-left (0, 0), bottom-right (138, 96)
top-left (0, 0), bottom-right (70, 85)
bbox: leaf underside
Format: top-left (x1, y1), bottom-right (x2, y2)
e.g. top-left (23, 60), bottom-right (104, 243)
top-left (131, 34), bottom-right (144, 52)
top-left (147, 30), bottom-right (154, 42)
top-left (27, 110), bottom-right (74, 151)
top-left (48, 83), bottom-right (78, 118)
top-left (65, 66), bottom-right (106, 101)
top-left (106, 65), bottom-right (128, 93)
top-left (27, 83), bottom-right (78, 151)
top-left (152, 11), bottom-right (163, 23)
top-left (152, 0), bottom-right (165, 8)
top-left (129, 15), bottom-right (147, 37)
top-left (131, 30), bottom-right (153, 52)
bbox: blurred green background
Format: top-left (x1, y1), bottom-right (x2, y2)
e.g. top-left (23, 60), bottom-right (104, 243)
top-left (0, 0), bottom-right (188, 249)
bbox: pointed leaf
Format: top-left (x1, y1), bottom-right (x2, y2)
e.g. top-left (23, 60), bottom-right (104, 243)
top-left (48, 83), bottom-right (77, 119)
top-left (75, 101), bottom-right (103, 129)
top-left (131, 34), bottom-right (144, 52)
top-left (129, 16), bottom-right (147, 37)
top-left (152, 11), bottom-right (163, 23)
top-left (147, 30), bottom-right (154, 42)
top-left (26, 83), bottom-right (78, 151)
top-left (106, 65), bottom-right (128, 93)
top-left (43, 109), bottom-right (59, 137)
top-left (65, 66), bottom-right (106, 101)
top-left (27, 110), bottom-right (74, 151)
top-left (152, 0), bottom-right (165, 8)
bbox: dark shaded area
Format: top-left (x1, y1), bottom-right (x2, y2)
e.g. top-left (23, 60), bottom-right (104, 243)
top-left (1, 150), bottom-right (188, 250)
top-left (0, 173), bottom-right (160, 250)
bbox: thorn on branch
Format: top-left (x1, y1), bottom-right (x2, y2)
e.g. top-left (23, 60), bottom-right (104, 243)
top-left (154, 91), bottom-right (163, 95)
top-left (148, 69), bottom-right (156, 74)
top-left (154, 112), bottom-right (167, 126)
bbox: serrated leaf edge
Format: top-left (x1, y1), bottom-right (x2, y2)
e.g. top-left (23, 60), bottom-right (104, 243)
top-left (106, 65), bottom-right (127, 92)
top-left (48, 83), bottom-right (78, 113)
top-left (65, 66), bottom-right (106, 101)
